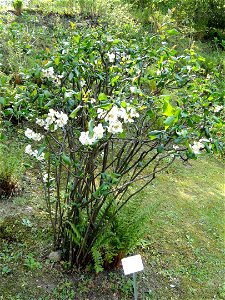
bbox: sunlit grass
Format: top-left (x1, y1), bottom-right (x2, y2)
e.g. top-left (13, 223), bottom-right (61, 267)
top-left (137, 155), bottom-right (224, 299)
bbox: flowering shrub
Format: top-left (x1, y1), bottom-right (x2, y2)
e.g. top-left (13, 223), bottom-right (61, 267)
top-left (14, 25), bottom-right (224, 270)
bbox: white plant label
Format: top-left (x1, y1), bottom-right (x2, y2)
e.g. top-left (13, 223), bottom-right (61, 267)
top-left (121, 254), bottom-right (144, 275)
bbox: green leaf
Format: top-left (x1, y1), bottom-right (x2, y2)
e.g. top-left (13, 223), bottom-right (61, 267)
top-left (69, 72), bottom-right (74, 81)
top-left (121, 101), bottom-right (127, 108)
top-left (164, 116), bottom-right (175, 128)
top-left (70, 106), bottom-right (82, 118)
top-left (148, 130), bottom-right (162, 140)
top-left (111, 75), bottom-right (120, 86)
top-left (4, 108), bottom-right (13, 116)
top-left (99, 103), bottom-right (112, 110)
top-left (62, 153), bottom-right (71, 165)
top-left (30, 89), bottom-right (37, 97)
top-left (54, 56), bottom-right (60, 66)
top-left (23, 163), bottom-right (31, 169)
top-left (204, 143), bottom-right (211, 153)
top-left (166, 29), bottom-right (179, 36)
top-left (157, 145), bottom-right (164, 153)
top-left (0, 97), bottom-right (6, 105)
top-left (44, 152), bottom-right (50, 160)
top-left (98, 93), bottom-right (107, 101)
top-left (0, 133), bottom-right (6, 140)
top-left (163, 100), bottom-right (174, 117)
top-left (38, 146), bottom-right (46, 156)
top-left (88, 119), bottom-right (94, 137)
top-left (73, 34), bottom-right (81, 44)
top-left (45, 61), bottom-right (53, 68)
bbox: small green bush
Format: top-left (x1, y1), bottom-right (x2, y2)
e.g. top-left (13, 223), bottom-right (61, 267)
top-left (13, 0), bottom-right (23, 16)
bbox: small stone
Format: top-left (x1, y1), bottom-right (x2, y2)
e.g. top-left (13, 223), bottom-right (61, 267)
top-left (48, 251), bottom-right (61, 262)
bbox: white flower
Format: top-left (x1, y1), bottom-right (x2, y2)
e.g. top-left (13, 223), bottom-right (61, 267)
top-left (64, 91), bottom-right (74, 98)
top-left (79, 132), bottom-right (88, 145)
top-left (36, 118), bottom-right (45, 127)
top-left (37, 153), bottom-right (45, 161)
top-left (98, 104), bottom-right (139, 124)
top-left (191, 141), bottom-right (204, 155)
top-left (173, 145), bottom-right (179, 150)
top-left (199, 138), bottom-right (210, 143)
top-left (186, 65), bottom-right (192, 72)
top-left (79, 132), bottom-right (96, 145)
top-left (48, 109), bottom-right (56, 118)
top-left (118, 105), bottom-right (139, 123)
top-left (90, 98), bottom-right (96, 104)
top-left (121, 52), bottom-right (130, 61)
top-left (105, 106), bottom-right (120, 122)
top-left (130, 86), bottom-right (136, 93)
top-left (214, 105), bottom-right (223, 113)
top-left (93, 123), bottom-right (105, 140)
top-left (79, 123), bottom-right (105, 146)
top-left (107, 52), bottom-right (115, 63)
top-left (33, 133), bottom-right (43, 141)
top-left (42, 110), bottom-right (68, 131)
top-left (80, 80), bottom-right (86, 87)
top-left (25, 128), bottom-right (34, 139)
top-left (25, 128), bottom-right (43, 141)
top-left (43, 173), bottom-right (48, 183)
top-left (33, 150), bottom-right (45, 161)
top-left (25, 144), bottom-right (33, 155)
top-left (43, 173), bottom-right (54, 183)
top-left (44, 110), bottom-right (56, 129)
top-left (118, 107), bottom-right (127, 119)
top-left (126, 106), bottom-right (139, 122)
top-left (24, 144), bottom-right (45, 161)
top-left (108, 120), bottom-right (123, 134)
top-left (97, 108), bottom-right (106, 119)
top-left (42, 67), bottom-right (55, 79)
top-left (55, 111), bottom-right (68, 128)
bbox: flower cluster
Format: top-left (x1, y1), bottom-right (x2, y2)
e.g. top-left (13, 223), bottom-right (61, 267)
top-left (25, 128), bottom-right (43, 141)
top-left (42, 66), bottom-right (64, 85)
top-left (79, 123), bottom-right (105, 145)
top-left (79, 104), bottom-right (139, 146)
top-left (42, 67), bottom-right (55, 79)
top-left (25, 110), bottom-right (68, 159)
top-left (213, 105), bottom-right (223, 113)
top-left (25, 144), bottom-right (45, 161)
top-left (191, 140), bottom-right (204, 155)
top-left (36, 109), bottom-right (68, 131)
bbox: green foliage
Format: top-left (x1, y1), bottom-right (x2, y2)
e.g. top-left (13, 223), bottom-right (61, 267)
top-left (13, 0), bottom-right (23, 15)
top-left (24, 253), bottom-right (42, 270)
top-left (0, 144), bottom-right (24, 199)
top-left (176, 0), bottom-right (225, 31)
top-left (91, 196), bottom-right (149, 272)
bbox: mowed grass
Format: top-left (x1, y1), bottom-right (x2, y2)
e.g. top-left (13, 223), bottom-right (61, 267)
top-left (137, 155), bottom-right (225, 300)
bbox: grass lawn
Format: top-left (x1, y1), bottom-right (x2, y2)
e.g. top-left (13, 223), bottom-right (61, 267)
top-left (0, 155), bottom-right (224, 299)
top-left (137, 156), bottom-right (225, 299)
